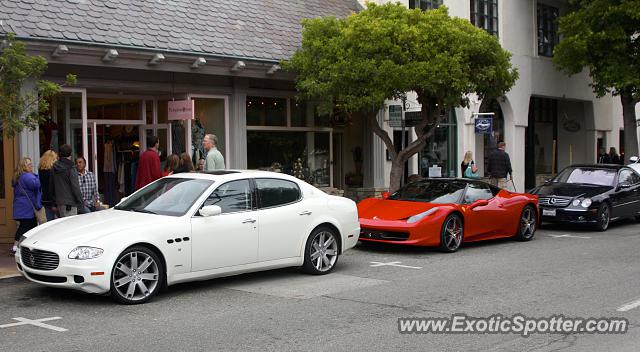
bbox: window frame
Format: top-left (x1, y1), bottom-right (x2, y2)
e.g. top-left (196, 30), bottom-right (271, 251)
top-left (254, 177), bottom-right (303, 210)
top-left (409, 0), bottom-right (442, 11)
top-left (195, 178), bottom-right (257, 216)
top-left (470, 0), bottom-right (499, 37)
top-left (537, 3), bottom-right (560, 57)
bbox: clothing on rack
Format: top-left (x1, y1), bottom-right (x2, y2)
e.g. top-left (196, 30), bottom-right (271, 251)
top-left (172, 121), bottom-right (186, 154)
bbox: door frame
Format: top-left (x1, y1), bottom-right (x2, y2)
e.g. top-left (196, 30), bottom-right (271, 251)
top-left (187, 94), bottom-right (231, 167)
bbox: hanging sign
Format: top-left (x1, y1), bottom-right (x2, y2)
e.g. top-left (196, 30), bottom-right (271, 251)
top-left (168, 99), bottom-right (195, 120)
top-left (388, 105), bottom-right (402, 127)
top-left (475, 117), bottom-right (493, 134)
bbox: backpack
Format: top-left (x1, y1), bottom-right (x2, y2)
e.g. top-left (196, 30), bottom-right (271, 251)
top-left (464, 162), bottom-right (480, 179)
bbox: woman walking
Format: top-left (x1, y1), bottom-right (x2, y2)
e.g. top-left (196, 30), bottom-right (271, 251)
top-left (461, 151), bottom-right (479, 179)
top-left (39, 150), bottom-right (58, 221)
top-left (10, 157), bottom-right (42, 255)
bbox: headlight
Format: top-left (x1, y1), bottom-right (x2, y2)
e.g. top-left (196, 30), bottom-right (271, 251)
top-left (68, 246), bottom-right (104, 260)
top-left (572, 199), bottom-right (580, 206)
top-left (407, 207), bottom-right (440, 223)
top-left (580, 198), bottom-right (592, 208)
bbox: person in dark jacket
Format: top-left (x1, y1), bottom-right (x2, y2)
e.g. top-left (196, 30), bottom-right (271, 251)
top-left (51, 144), bottom-right (83, 217)
top-left (38, 150), bottom-right (58, 221)
top-left (608, 147), bottom-right (622, 165)
top-left (10, 157), bottom-right (42, 255)
top-left (487, 141), bottom-right (513, 189)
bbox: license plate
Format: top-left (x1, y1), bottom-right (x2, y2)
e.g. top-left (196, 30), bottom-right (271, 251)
top-left (542, 208), bottom-right (556, 217)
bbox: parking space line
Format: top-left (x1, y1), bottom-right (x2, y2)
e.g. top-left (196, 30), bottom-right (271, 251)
top-left (370, 261), bottom-right (422, 269)
top-left (548, 234), bottom-right (592, 239)
top-left (617, 298), bottom-right (640, 312)
top-left (0, 317), bottom-right (67, 332)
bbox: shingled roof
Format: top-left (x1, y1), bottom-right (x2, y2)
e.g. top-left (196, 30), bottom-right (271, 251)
top-left (0, 0), bottom-right (361, 62)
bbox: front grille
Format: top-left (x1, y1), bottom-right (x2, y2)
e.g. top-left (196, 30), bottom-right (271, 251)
top-left (538, 197), bottom-right (571, 207)
top-left (360, 228), bottom-right (410, 241)
top-left (24, 271), bottom-right (67, 283)
top-left (20, 247), bottom-right (59, 271)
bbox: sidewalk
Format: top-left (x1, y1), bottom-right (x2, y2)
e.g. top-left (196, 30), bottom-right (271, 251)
top-left (0, 244), bottom-right (20, 279)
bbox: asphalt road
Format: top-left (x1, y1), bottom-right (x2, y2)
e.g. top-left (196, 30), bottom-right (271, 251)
top-left (1, 220), bottom-right (639, 352)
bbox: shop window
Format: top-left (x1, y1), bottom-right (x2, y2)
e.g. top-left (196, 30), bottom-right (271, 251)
top-left (419, 110), bottom-right (457, 178)
top-left (247, 131), bottom-right (331, 187)
top-left (471, 0), bottom-right (499, 37)
top-left (409, 0), bottom-right (442, 10)
top-left (481, 99), bottom-right (504, 176)
top-left (246, 97), bottom-right (286, 126)
top-left (193, 98), bottom-right (226, 161)
top-left (87, 98), bottom-right (142, 120)
top-left (530, 97), bottom-right (557, 175)
top-left (537, 3), bottom-right (559, 57)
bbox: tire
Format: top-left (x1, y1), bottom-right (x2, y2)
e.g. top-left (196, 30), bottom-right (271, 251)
top-left (515, 205), bottom-right (537, 241)
top-left (635, 215), bottom-right (640, 223)
top-left (110, 246), bottom-right (164, 304)
top-left (595, 203), bottom-right (611, 232)
top-left (302, 227), bottom-right (339, 275)
top-left (439, 214), bottom-right (463, 253)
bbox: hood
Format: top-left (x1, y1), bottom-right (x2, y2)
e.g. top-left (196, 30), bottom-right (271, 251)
top-left (358, 199), bottom-right (439, 221)
top-left (53, 158), bottom-right (75, 174)
top-left (24, 210), bottom-right (168, 245)
top-left (532, 182), bottom-right (612, 198)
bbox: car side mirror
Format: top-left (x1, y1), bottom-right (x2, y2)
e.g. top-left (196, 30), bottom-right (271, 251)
top-left (470, 199), bottom-right (489, 209)
top-left (200, 205), bottom-right (222, 217)
top-left (381, 191), bottom-right (390, 199)
top-left (630, 156), bottom-right (639, 163)
top-left (617, 183), bottom-right (632, 191)
top-left (543, 178), bottom-right (552, 184)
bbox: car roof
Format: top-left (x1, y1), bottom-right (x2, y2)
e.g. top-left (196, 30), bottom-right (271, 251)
top-left (165, 169), bottom-right (305, 183)
top-left (567, 164), bottom-right (627, 171)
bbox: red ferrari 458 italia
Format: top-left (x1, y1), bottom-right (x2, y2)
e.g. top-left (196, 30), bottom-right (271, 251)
top-left (357, 178), bottom-right (539, 252)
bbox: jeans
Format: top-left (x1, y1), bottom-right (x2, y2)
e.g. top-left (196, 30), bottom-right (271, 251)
top-left (44, 205), bottom-right (58, 221)
top-left (79, 204), bottom-right (102, 214)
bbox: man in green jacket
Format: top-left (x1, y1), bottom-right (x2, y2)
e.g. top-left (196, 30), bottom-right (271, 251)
top-left (203, 134), bottom-right (225, 171)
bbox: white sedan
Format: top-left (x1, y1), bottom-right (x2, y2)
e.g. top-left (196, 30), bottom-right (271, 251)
top-left (16, 171), bottom-right (360, 304)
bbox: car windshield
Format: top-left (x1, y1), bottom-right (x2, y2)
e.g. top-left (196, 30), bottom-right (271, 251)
top-left (553, 167), bottom-right (616, 186)
top-left (388, 180), bottom-right (467, 203)
top-left (115, 178), bottom-right (214, 216)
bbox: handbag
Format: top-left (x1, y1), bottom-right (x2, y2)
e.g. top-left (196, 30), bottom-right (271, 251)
top-left (17, 179), bottom-right (47, 225)
top-left (464, 162), bottom-right (480, 179)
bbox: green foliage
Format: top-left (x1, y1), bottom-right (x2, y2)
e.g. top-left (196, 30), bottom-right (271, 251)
top-left (0, 33), bottom-right (76, 139)
top-left (284, 3), bottom-right (518, 119)
top-left (554, 0), bottom-right (640, 99)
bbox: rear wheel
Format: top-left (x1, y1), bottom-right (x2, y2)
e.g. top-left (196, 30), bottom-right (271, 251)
top-left (302, 227), bottom-right (339, 275)
top-left (595, 203), bottom-right (610, 232)
top-left (439, 214), bottom-right (463, 253)
top-left (110, 246), bottom-right (164, 304)
top-left (515, 205), bottom-right (537, 241)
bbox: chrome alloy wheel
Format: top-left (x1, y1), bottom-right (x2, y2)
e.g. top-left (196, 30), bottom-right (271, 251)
top-left (519, 206), bottom-right (537, 240)
top-left (443, 216), bottom-right (462, 251)
top-left (309, 230), bottom-right (338, 272)
top-left (112, 251), bottom-right (160, 302)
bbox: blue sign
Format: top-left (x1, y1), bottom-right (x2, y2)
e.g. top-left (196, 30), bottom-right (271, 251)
top-left (475, 117), bottom-right (493, 134)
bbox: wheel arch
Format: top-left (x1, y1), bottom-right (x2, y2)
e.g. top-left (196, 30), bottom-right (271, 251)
top-left (307, 221), bottom-right (343, 255)
top-left (122, 242), bottom-right (168, 290)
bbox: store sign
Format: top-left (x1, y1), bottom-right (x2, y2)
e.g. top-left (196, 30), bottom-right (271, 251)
top-left (389, 105), bottom-right (402, 127)
top-left (168, 99), bottom-right (194, 120)
top-left (475, 117), bottom-right (493, 134)
top-left (404, 111), bottom-right (423, 127)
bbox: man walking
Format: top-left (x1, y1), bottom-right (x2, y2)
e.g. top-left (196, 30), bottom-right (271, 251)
top-left (51, 144), bottom-right (83, 217)
top-left (203, 134), bottom-right (225, 171)
top-left (134, 135), bottom-right (162, 190)
top-left (76, 156), bottom-right (100, 214)
top-left (487, 141), bottom-right (512, 189)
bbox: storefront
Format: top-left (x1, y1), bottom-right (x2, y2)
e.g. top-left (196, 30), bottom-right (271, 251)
top-left (419, 110), bottom-right (458, 178)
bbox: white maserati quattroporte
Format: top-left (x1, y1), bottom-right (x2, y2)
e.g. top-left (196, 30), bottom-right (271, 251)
top-left (16, 170), bottom-right (360, 304)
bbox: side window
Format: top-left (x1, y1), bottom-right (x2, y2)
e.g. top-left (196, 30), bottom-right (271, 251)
top-left (255, 178), bottom-right (301, 208)
top-left (618, 170), bottom-right (635, 185)
top-left (464, 182), bottom-right (494, 204)
top-left (202, 180), bottom-right (252, 214)
top-left (630, 171), bottom-right (640, 184)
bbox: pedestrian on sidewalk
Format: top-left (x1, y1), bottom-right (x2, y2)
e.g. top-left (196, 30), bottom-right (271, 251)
top-left (134, 135), bottom-right (162, 190)
top-left (51, 144), bottom-right (83, 217)
top-left (487, 141), bottom-right (513, 189)
top-left (10, 157), bottom-right (42, 255)
top-left (173, 153), bottom-right (195, 174)
top-left (162, 153), bottom-right (180, 176)
top-left (38, 150), bottom-right (58, 221)
top-left (202, 134), bottom-right (225, 171)
top-left (76, 156), bottom-right (100, 214)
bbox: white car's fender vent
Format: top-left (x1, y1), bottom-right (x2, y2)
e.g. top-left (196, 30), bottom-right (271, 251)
top-left (21, 247), bottom-right (60, 271)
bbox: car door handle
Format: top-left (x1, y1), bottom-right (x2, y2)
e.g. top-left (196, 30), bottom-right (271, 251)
top-left (299, 211), bottom-right (312, 216)
top-left (242, 219), bottom-right (256, 224)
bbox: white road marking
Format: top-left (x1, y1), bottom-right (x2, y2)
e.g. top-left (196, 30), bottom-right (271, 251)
top-left (370, 261), bottom-right (422, 269)
top-left (548, 234), bottom-right (592, 239)
top-left (0, 317), bottom-right (67, 332)
top-left (617, 297), bottom-right (640, 312)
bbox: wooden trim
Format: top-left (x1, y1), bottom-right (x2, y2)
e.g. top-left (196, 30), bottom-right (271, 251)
top-left (0, 136), bottom-right (17, 243)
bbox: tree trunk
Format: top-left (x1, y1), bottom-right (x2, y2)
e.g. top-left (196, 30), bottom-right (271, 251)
top-left (389, 158), bottom-right (405, 194)
top-left (621, 92), bottom-right (639, 164)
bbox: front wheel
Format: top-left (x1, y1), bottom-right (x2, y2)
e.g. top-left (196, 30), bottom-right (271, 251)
top-left (110, 246), bottom-right (164, 304)
top-left (439, 214), bottom-right (463, 253)
top-left (595, 203), bottom-right (610, 232)
top-left (302, 227), bottom-right (339, 275)
top-left (515, 205), bottom-right (537, 241)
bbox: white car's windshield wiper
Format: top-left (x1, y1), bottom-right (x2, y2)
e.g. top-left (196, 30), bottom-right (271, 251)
top-left (132, 208), bottom-right (157, 215)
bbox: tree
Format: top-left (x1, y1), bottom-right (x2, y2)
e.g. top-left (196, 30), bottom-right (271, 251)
top-left (284, 3), bottom-right (518, 192)
top-left (0, 33), bottom-right (76, 139)
top-left (553, 0), bottom-right (640, 163)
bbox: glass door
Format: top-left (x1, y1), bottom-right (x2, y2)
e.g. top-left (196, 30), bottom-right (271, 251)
top-left (141, 124), bottom-right (172, 157)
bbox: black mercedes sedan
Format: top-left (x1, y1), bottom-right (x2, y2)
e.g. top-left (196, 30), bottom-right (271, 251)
top-left (529, 164), bottom-right (640, 231)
